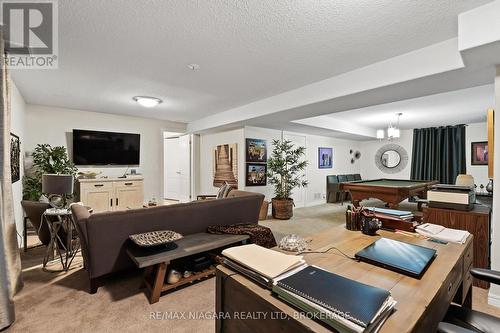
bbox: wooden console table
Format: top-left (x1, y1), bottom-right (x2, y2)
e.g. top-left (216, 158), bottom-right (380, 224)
top-left (216, 226), bottom-right (472, 333)
top-left (127, 233), bottom-right (249, 304)
top-left (423, 203), bottom-right (490, 288)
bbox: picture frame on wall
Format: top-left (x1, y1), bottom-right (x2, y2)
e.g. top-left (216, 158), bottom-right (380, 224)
top-left (246, 163), bottom-right (267, 186)
top-left (471, 141), bottom-right (488, 166)
top-left (246, 138), bottom-right (267, 163)
top-left (318, 147), bottom-right (333, 169)
top-left (213, 143), bottom-right (238, 189)
top-left (10, 133), bottom-right (20, 183)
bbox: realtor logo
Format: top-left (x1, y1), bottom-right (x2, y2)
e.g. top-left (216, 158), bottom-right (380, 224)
top-left (1, 0), bottom-right (58, 68)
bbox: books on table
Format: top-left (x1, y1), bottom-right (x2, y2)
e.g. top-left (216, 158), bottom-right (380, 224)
top-left (222, 244), bottom-right (396, 333)
top-left (222, 244), bottom-right (306, 281)
top-left (366, 207), bottom-right (414, 220)
top-left (274, 265), bottom-right (396, 333)
top-left (416, 223), bottom-right (470, 244)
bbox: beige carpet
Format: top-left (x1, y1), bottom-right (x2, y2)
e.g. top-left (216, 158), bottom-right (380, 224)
top-left (7, 201), bottom-right (500, 332)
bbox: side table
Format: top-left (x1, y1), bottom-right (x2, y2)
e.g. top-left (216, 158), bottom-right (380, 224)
top-left (42, 208), bottom-right (79, 272)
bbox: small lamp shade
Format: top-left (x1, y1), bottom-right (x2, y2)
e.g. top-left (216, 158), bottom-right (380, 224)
top-left (42, 174), bottom-right (74, 195)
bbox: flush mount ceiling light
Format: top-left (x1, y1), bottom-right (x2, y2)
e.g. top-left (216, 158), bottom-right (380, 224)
top-left (187, 63), bottom-right (200, 70)
top-left (133, 96), bottom-right (162, 108)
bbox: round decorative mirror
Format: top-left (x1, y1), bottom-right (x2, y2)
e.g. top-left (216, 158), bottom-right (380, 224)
top-left (381, 150), bottom-right (401, 168)
top-left (375, 144), bottom-right (408, 174)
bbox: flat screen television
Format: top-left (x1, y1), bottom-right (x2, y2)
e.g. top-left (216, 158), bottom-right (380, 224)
top-left (72, 129), bottom-right (140, 165)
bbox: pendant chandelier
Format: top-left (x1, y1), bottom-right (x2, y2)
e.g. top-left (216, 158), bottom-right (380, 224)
top-left (377, 113), bottom-right (402, 141)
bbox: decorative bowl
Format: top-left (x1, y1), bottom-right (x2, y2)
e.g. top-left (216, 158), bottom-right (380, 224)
top-left (129, 230), bottom-right (183, 247)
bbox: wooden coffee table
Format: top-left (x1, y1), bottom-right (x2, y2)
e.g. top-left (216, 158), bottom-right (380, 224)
top-left (127, 232), bottom-right (249, 304)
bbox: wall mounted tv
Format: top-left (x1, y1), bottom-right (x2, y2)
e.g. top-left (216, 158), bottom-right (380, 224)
top-left (72, 129), bottom-right (140, 166)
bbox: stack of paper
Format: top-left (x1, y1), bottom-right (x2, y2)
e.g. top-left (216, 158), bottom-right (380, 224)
top-left (367, 207), bottom-right (414, 221)
top-left (416, 223), bottom-right (470, 244)
top-left (222, 244), bottom-right (307, 288)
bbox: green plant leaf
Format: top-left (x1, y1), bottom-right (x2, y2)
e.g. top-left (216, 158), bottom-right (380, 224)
top-left (266, 139), bottom-right (308, 199)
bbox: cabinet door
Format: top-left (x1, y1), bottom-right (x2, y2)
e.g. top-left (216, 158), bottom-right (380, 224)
top-left (80, 182), bottom-right (114, 213)
top-left (114, 181), bottom-right (144, 210)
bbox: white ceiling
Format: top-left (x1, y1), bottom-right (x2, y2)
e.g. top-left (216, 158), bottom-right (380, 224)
top-left (326, 84), bottom-right (494, 130)
top-left (11, 0), bottom-right (492, 123)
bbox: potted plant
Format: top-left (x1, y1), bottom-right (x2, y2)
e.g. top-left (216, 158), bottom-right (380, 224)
top-left (267, 139), bottom-right (308, 219)
top-left (23, 144), bottom-right (78, 201)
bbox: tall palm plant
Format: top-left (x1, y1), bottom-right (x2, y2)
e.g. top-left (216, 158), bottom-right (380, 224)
top-left (267, 139), bottom-right (308, 219)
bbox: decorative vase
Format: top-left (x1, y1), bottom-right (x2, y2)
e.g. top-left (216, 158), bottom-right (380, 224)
top-left (272, 198), bottom-right (294, 220)
top-left (486, 179), bottom-right (493, 194)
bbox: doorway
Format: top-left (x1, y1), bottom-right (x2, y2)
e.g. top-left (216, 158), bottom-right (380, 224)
top-left (163, 132), bottom-right (193, 202)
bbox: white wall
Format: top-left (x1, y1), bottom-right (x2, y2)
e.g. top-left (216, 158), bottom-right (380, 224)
top-left (243, 126), bottom-right (360, 206)
top-left (10, 80), bottom-right (26, 246)
top-left (198, 126), bottom-right (360, 207)
top-left (24, 105), bottom-right (186, 204)
top-left (359, 124), bottom-right (489, 184)
top-left (359, 129), bottom-right (413, 179)
top-left (466, 122), bottom-right (489, 187)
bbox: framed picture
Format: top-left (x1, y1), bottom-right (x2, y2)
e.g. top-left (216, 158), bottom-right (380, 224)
top-left (246, 163), bottom-right (267, 186)
top-left (318, 147), bottom-right (333, 169)
top-left (213, 143), bottom-right (238, 189)
top-left (10, 133), bottom-right (20, 183)
top-left (246, 138), bottom-right (267, 163)
top-left (471, 141), bottom-right (488, 165)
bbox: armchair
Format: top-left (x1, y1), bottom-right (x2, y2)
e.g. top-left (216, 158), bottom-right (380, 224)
top-left (438, 268), bottom-right (500, 333)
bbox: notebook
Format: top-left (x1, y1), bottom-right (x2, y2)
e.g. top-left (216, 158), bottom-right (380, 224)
top-left (222, 244), bottom-right (305, 280)
top-left (355, 238), bottom-right (436, 279)
top-left (274, 265), bottom-right (391, 328)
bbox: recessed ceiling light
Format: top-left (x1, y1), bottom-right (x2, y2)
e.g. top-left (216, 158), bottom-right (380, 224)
top-left (187, 63), bottom-right (200, 70)
top-left (133, 96), bottom-right (162, 108)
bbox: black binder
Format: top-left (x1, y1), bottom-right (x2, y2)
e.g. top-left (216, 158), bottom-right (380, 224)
top-left (276, 266), bottom-right (390, 328)
top-left (355, 238), bottom-right (436, 279)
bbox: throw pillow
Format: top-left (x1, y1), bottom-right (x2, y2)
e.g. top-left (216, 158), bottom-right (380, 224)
top-left (216, 182), bottom-right (232, 199)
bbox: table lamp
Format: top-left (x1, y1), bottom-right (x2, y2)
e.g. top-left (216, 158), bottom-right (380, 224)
top-left (42, 174), bottom-right (74, 208)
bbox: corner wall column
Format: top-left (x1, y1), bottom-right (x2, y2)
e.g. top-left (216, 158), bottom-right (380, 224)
top-left (489, 65), bottom-right (500, 306)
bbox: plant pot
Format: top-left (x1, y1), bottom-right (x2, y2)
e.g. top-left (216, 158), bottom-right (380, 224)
top-left (272, 198), bottom-right (294, 220)
top-left (259, 200), bottom-right (269, 220)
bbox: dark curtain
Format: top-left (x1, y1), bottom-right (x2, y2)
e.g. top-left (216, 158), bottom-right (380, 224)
top-left (410, 125), bottom-right (466, 184)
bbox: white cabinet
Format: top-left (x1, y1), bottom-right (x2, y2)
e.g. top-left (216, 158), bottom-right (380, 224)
top-left (77, 177), bottom-right (144, 213)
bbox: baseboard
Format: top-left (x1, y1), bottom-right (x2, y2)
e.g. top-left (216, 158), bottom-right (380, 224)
top-left (305, 200), bottom-right (326, 207)
top-left (488, 290), bottom-right (500, 307)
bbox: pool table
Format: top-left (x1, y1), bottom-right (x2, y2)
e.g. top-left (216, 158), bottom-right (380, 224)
top-left (339, 179), bottom-right (438, 209)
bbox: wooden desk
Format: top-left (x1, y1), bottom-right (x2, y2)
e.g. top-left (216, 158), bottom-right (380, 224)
top-left (216, 227), bottom-right (472, 333)
top-left (423, 204), bottom-right (490, 288)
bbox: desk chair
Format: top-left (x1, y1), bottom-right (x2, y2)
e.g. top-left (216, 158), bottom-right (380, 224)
top-left (326, 175), bottom-right (339, 203)
top-left (456, 174), bottom-right (475, 187)
top-left (438, 268), bottom-right (500, 333)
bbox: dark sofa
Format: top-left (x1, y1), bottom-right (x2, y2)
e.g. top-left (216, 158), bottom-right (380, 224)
top-left (71, 190), bottom-right (264, 293)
